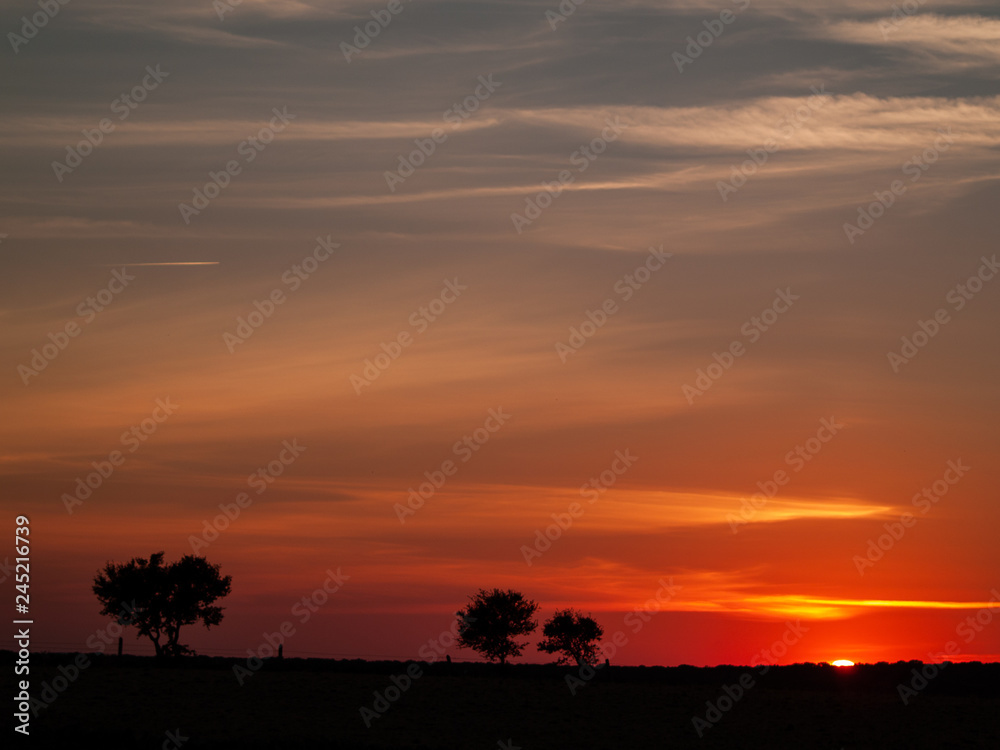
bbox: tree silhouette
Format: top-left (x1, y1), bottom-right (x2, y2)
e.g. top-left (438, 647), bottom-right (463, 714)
top-left (92, 551), bottom-right (231, 659)
top-left (455, 588), bottom-right (538, 665)
top-left (538, 609), bottom-right (604, 666)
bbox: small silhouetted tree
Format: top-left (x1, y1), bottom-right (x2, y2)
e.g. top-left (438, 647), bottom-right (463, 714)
top-left (92, 551), bottom-right (231, 659)
top-left (455, 588), bottom-right (538, 665)
top-left (538, 609), bottom-right (604, 666)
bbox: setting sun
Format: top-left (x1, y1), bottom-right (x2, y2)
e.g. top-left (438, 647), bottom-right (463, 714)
top-left (4, 0), bottom-right (1000, 746)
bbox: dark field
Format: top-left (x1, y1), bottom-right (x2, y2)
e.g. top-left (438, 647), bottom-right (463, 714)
top-left (6, 653), bottom-right (1000, 749)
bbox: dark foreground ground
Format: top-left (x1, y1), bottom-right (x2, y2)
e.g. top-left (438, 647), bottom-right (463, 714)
top-left (4, 653), bottom-right (1000, 749)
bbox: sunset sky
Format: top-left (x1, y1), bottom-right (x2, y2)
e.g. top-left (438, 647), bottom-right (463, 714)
top-left (2, 0), bottom-right (999, 667)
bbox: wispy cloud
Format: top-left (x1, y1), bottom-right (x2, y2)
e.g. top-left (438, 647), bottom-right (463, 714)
top-left (826, 14), bottom-right (1000, 71)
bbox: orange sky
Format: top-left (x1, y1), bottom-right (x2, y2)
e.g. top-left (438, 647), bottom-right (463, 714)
top-left (2, 0), bottom-right (999, 666)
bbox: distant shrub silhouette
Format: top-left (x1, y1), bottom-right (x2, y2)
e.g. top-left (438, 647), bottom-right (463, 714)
top-left (455, 588), bottom-right (538, 664)
top-left (92, 551), bottom-right (231, 659)
top-left (538, 609), bottom-right (604, 666)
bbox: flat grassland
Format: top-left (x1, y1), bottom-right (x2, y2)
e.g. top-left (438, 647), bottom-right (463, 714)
top-left (6, 654), bottom-right (1000, 749)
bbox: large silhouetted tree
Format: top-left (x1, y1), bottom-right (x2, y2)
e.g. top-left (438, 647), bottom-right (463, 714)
top-left (92, 551), bottom-right (231, 659)
top-left (538, 609), bottom-right (604, 666)
top-left (455, 588), bottom-right (538, 664)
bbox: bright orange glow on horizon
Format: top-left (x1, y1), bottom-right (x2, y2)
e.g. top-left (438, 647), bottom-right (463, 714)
top-left (2, 1), bottom-right (999, 669)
